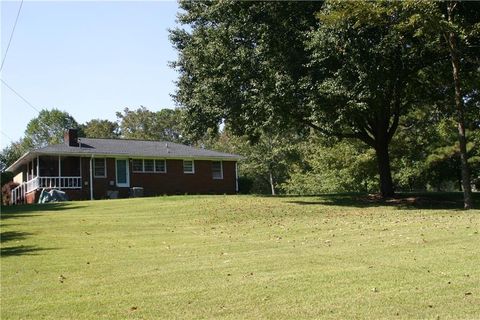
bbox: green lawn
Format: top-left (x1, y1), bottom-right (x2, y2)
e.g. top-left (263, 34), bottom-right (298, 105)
top-left (1, 195), bottom-right (479, 319)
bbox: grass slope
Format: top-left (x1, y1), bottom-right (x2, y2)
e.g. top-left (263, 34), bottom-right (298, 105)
top-left (1, 195), bottom-right (479, 319)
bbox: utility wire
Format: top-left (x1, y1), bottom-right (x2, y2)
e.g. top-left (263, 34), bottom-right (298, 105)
top-left (0, 1), bottom-right (27, 149)
top-left (1, 78), bottom-right (41, 113)
top-left (1, 79), bottom-right (64, 149)
top-left (0, 130), bottom-right (14, 143)
top-left (0, 0), bottom-right (24, 72)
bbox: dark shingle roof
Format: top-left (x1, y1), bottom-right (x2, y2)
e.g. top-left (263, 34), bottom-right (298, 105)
top-left (35, 138), bottom-right (241, 160)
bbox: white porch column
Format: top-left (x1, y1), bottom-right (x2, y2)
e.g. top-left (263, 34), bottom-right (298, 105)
top-left (89, 156), bottom-right (94, 200)
top-left (36, 155), bottom-right (39, 177)
top-left (58, 155), bottom-right (61, 177)
top-left (58, 155), bottom-right (62, 189)
top-left (27, 161), bottom-right (29, 181)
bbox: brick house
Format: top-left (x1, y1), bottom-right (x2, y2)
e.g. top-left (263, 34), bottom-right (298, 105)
top-left (7, 129), bottom-right (241, 204)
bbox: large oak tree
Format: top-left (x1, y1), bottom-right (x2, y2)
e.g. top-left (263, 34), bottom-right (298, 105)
top-left (170, 1), bottom-right (444, 197)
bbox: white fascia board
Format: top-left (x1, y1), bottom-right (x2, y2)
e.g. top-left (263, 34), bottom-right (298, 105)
top-left (4, 151), bottom-right (37, 172)
top-left (5, 151), bottom-right (241, 173)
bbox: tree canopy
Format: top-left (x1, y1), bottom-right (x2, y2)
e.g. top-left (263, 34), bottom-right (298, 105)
top-left (82, 119), bottom-right (119, 139)
top-left (170, 0), bottom-right (479, 201)
top-left (25, 109), bottom-right (79, 148)
top-left (116, 107), bottom-right (186, 143)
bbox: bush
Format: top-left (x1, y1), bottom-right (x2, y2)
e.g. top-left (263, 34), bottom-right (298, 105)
top-left (1, 181), bottom-right (19, 205)
top-left (282, 141), bottom-right (378, 195)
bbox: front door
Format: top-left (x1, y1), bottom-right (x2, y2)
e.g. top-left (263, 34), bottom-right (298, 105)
top-left (116, 159), bottom-right (129, 187)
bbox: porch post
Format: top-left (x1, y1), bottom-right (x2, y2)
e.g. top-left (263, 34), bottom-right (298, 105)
top-left (58, 155), bottom-right (62, 189)
top-left (36, 155), bottom-right (39, 177)
top-left (58, 155), bottom-right (61, 177)
top-left (89, 156), bottom-right (94, 200)
top-left (27, 161), bottom-right (29, 181)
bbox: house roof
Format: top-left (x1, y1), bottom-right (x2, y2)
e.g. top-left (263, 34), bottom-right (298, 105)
top-left (6, 138), bottom-right (241, 172)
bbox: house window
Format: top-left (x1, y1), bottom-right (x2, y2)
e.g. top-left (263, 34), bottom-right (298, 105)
top-left (183, 160), bottom-right (194, 174)
top-left (132, 159), bottom-right (143, 172)
top-left (155, 160), bottom-right (166, 173)
top-left (94, 158), bottom-right (106, 177)
top-left (144, 159), bottom-right (154, 172)
top-left (133, 159), bottom-right (166, 173)
top-left (212, 161), bottom-right (223, 179)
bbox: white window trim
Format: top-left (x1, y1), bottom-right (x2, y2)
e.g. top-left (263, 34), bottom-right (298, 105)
top-left (143, 159), bottom-right (155, 173)
top-left (212, 161), bottom-right (223, 180)
top-left (155, 159), bottom-right (167, 173)
top-left (93, 158), bottom-right (107, 178)
top-left (132, 159), bottom-right (144, 173)
top-left (115, 158), bottom-right (130, 187)
top-left (183, 160), bottom-right (195, 174)
top-left (132, 159), bottom-right (167, 173)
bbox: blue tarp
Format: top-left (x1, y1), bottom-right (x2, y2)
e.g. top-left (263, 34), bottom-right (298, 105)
top-left (38, 189), bottom-right (69, 203)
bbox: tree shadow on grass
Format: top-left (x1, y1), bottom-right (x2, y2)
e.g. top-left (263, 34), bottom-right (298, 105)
top-left (0, 230), bottom-right (58, 258)
top-left (285, 192), bottom-right (480, 210)
top-left (0, 231), bottom-right (33, 244)
top-left (0, 204), bottom-right (76, 258)
top-left (1, 245), bottom-right (57, 258)
top-left (0, 203), bottom-right (86, 220)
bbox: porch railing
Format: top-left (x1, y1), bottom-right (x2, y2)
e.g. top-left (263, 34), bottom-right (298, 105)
top-left (10, 176), bottom-right (82, 205)
top-left (37, 176), bottom-right (82, 189)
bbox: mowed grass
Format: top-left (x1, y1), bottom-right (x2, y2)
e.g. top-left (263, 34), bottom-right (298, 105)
top-left (1, 195), bottom-right (479, 319)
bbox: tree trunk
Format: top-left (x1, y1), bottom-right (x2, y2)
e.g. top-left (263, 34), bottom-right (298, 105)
top-left (447, 3), bottom-right (473, 209)
top-left (374, 141), bottom-right (394, 198)
top-left (269, 170), bottom-right (276, 196)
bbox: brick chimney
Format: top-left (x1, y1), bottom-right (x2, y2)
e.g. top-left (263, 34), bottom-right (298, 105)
top-left (64, 129), bottom-right (79, 147)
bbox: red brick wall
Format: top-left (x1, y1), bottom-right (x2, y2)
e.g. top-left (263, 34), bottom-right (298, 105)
top-left (130, 160), bottom-right (236, 196)
top-left (77, 158), bottom-right (236, 200)
top-left (89, 158), bottom-right (129, 199)
top-left (25, 191), bottom-right (38, 204)
top-left (64, 189), bottom-right (87, 201)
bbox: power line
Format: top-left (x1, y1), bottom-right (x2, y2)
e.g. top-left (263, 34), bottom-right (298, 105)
top-left (0, 130), bottom-right (14, 143)
top-left (1, 78), bottom-right (41, 113)
top-left (1, 79), bottom-right (66, 149)
top-left (0, 0), bottom-right (24, 72)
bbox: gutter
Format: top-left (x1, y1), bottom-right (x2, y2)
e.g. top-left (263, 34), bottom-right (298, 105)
top-left (4, 151), bottom-right (36, 172)
top-left (89, 155), bottom-right (94, 200)
top-left (5, 150), bottom-right (243, 173)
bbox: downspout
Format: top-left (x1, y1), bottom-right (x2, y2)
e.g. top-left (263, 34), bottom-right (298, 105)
top-left (89, 155), bottom-right (94, 200)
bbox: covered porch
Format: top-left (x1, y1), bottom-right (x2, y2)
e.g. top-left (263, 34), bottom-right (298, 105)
top-left (10, 155), bottom-right (83, 205)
